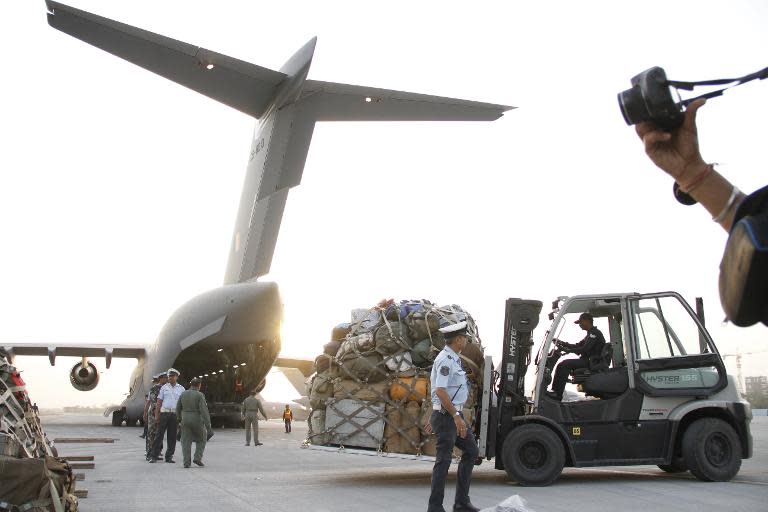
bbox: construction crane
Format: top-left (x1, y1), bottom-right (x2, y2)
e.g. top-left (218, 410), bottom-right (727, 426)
top-left (721, 349), bottom-right (768, 395)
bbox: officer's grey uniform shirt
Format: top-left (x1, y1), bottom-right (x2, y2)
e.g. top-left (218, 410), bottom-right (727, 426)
top-left (430, 345), bottom-right (468, 410)
top-left (158, 382), bottom-right (185, 411)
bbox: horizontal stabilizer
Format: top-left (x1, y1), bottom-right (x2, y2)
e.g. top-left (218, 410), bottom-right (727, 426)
top-left (302, 80), bottom-right (513, 121)
top-left (45, 1), bottom-right (286, 118)
top-left (274, 357), bottom-right (314, 377)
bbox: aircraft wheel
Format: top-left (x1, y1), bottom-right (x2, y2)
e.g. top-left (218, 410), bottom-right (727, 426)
top-left (682, 418), bottom-right (741, 481)
top-left (658, 456), bottom-right (687, 473)
top-left (126, 416), bottom-right (139, 427)
top-left (502, 424), bottom-right (565, 486)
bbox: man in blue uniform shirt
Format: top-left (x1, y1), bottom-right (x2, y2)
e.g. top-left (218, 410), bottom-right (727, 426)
top-left (547, 312), bottom-right (606, 401)
top-left (425, 321), bottom-right (480, 512)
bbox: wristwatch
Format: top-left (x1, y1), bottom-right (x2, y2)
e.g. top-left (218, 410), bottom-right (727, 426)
top-left (454, 411), bottom-right (460, 417)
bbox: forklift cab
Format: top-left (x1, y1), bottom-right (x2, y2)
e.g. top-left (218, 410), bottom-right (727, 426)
top-left (534, 291), bottom-right (727, 408)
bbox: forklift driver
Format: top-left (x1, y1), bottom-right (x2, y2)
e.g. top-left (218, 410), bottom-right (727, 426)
top-left (546, 313), bottom-right (606, 401)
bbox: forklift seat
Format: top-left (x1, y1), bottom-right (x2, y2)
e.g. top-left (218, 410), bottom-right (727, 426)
top-left (571, 344), bottom-right (613, 385)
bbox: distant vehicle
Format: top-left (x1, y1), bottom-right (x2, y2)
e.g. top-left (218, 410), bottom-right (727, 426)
top-left (2, 2), bottom-right (509, 427)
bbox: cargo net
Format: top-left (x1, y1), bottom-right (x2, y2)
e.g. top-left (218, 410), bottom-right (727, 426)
top-left (0, 350), bottom-right (80, 511)
top-left (305, 299), bottom-right (484, 456)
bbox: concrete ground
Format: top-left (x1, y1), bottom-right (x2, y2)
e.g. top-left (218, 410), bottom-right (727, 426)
top-left (41, 413), bottom-right (767, 512)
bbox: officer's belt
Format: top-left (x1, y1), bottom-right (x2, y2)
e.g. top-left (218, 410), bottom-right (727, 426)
top-left (160, 408), bottom-right (176, 413)
top-left (434, 403), bottom-right (465, 413)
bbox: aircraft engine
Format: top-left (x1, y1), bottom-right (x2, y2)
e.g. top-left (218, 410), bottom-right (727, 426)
top-left (70, 360), bottom-right (99, 391)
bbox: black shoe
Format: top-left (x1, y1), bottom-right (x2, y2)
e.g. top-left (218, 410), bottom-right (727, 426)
top-left (139, 434), bottom-right (146, 439)
top-left (193, 460), bottom-right (204, 467)
top-left (183, 463), bottom-right (190, 468)
top-left (245, 443), bottom-right (250, 446)
top-left (255, 442), bottom-right (263, 446)
top-left (148, 458), bottom-right (158, 463)
top-left (453, 503), bottom-right (480, 512)
top-left (545, 391), bottom-right (562, 401)
top-left (165, 458), bottom-right (175, 463)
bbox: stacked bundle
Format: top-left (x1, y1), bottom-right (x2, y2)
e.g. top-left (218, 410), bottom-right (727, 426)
top-left (306, 299), bottom-right (485, 456)
top-left (0, 350), bottom-right (79, 511)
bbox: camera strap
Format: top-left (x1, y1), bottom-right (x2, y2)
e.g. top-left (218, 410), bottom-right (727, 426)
top-left (667, 65), bottom-right (768, 107)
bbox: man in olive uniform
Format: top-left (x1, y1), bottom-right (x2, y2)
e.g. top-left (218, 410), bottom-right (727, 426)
top-left (176, 378), bottom-right (212, 468)
top-left (143, 373), bottom-right (167, 461)
top-left (241, 389), bottom-right (268, 446)
top-left (425, 321), bottom-right (480, 512)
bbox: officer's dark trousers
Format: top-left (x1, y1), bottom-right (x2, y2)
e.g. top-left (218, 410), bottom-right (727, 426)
top-left (152, 412), bottom-right (178, 460)
top-left (552, 358), bottom-right (589, 397)
top-left (428, 411), bottom-right (478, 512)
top-left (284, 419), bottom-right (291, 433)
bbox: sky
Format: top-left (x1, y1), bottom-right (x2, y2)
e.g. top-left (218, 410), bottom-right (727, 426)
top-left (2, 0), bottom-right (767, 408)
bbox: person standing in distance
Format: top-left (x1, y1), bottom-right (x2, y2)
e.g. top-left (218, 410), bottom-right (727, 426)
top-left (150, 368), bottom-right (185, 463)
top-left (144, 373), bottom-right (167, 461)
top-left (283, 405), bottom-right (293, 433)
top-left (241, 388), bottom-right (268, 446)
top-left (176, 378), bottom-right (212, 468)
top-left (425, 321), bottom-right (480, 512)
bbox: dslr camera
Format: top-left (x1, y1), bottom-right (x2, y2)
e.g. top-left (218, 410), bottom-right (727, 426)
top-left (618, 67), bottom-right (684, 130)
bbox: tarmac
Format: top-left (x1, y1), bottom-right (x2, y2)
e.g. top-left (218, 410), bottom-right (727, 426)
top-left (41, 413), bottom-right (768, 512)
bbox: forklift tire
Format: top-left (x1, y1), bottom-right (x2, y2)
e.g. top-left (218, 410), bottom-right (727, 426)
top-left (682, 418), bottom-right (741, 482)
top-left (501, 424), bottom-right (565, 486)
top-left (657, 456), bottom-right (687, 473)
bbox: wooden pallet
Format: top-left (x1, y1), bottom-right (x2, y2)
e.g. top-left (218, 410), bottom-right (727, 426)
top-left (53, 437), bottom-right (115, 443)
top-left (68, 462), bottom-right (95, 470)
top-left (63, 455), bottom-right (94, 461)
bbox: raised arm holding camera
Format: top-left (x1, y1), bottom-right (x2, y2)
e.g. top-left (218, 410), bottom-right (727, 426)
top-left (620, 65), bottom-right (768, 327)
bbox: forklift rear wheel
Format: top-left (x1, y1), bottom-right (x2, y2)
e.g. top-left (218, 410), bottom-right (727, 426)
top-left (501, 424), bottom-right (565, 486)
top-left (657, 456), bottom-right (687, 473)
top-left (682, 418), bottom-right (741, 482)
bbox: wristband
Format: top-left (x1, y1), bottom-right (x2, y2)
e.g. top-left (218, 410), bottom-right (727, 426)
top-left (680, 164), bottom-right (714, 194)
top-left (713, 186), bottom-right (741, 224)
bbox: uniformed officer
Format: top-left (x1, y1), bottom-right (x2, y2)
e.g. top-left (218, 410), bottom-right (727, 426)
top-left (547, 312), bottom-right (607, 401)
top-left (425, 321), bottom-right (480, 512)
top-left (143, 373), bottom-right (167, 461)
top-left (241, 388), bottom-right (268, 446)
top-left (176, 378), bottom-right (212, 468)
top-left (150, 368), bottom-right (185, 463)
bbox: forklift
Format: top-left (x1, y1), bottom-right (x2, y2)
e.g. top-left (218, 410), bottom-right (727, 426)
top-left (478, 292), bottom-right (753, 486)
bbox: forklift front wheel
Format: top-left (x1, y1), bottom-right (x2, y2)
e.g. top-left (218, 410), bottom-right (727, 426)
top-left (682, 417), bottom-right (742, 482)
top-left (501, 424), bottom-right (565, 486)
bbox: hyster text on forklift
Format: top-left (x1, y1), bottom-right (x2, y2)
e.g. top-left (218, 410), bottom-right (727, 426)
top-left (483, 292), bottom-right (752, 485)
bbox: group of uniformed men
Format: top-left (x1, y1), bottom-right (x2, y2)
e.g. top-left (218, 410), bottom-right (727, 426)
top-left (143, 368), bottom-right (212, 468)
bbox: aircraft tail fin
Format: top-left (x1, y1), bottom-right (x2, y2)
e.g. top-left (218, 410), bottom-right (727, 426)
top-left (45, 1), bottom-right (286, 118)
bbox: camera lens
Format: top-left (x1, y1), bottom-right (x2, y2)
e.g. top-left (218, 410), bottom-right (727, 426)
top-left (618, 87), bottom-right (649, 126)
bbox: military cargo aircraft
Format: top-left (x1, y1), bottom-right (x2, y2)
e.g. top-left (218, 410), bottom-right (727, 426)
top-left (3, 1), bottom-right (510, 426)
